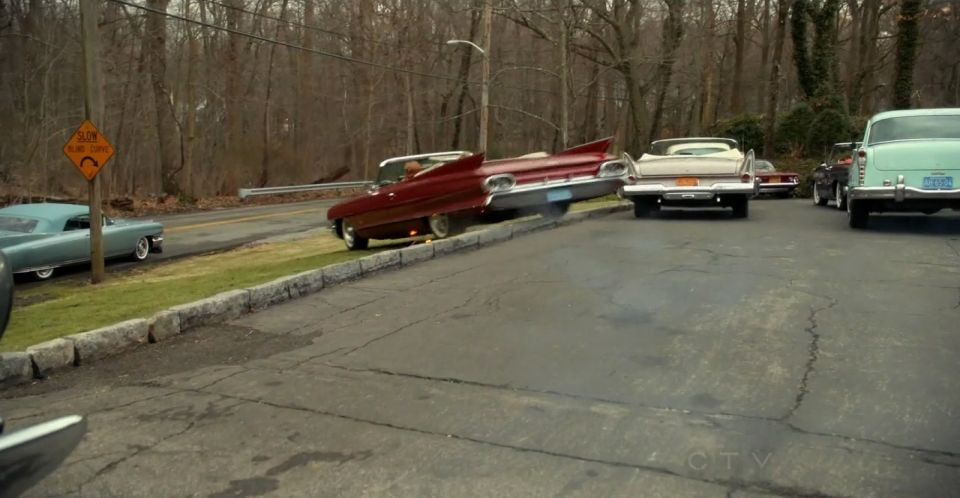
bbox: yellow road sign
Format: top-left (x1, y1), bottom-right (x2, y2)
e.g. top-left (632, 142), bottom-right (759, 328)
top-left (63, 120), bottom-right (114, 181)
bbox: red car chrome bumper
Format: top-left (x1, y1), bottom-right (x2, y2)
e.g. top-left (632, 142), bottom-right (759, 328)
top-left (484, 176), bottom-right (623, 210)
top-left (758, 182), bottom-right (799, 193)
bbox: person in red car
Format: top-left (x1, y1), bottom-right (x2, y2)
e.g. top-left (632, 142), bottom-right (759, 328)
top-left (403, 160), bottom-right (423, 181)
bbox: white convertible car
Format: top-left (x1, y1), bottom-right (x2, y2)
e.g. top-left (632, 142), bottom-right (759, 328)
top-left (620, 138), bottom-right (757, 218)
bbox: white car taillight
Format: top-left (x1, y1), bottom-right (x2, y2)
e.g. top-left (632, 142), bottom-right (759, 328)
top-left (597, 160), bottom-right (628, 178)
top-left (482, 174), bottom-right (516, 193)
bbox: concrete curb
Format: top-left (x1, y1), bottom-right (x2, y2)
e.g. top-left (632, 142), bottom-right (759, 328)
top-left (0, 203), bottom-right (629, 386)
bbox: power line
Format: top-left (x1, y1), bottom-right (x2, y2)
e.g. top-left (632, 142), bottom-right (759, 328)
top-left (110, 0), bottom-right (467, 83)
top-left (203, 0), bottom-right (411, 50)
top-left (106, 0), bottom-right (629, 102)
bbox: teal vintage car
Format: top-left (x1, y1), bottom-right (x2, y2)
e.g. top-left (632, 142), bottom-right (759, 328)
top-left (0, 203), bottom-right (164, 280)
top-left (847, 108), bottom-right (960, 228)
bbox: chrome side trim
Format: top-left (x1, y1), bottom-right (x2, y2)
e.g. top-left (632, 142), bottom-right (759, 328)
top-left (15, 262), bottom-right (73, 274)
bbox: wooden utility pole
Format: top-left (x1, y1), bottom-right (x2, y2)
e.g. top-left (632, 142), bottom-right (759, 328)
top-left (479, 0), bottom-right (492, 153)
top-left (559, 20), bottom-right (569, 149)
top-left (80, 0), bottom-right (105, 283)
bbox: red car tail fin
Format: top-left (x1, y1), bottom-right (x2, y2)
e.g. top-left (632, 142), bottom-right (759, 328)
top-left (554, 137), bottom-right (613, 156)
top-left (415, 152), bottom-right (486, 179)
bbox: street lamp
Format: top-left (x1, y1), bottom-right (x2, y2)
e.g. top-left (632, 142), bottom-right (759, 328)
top-left (447, 35), bottom-right (490, 153)
top-left (446, 39), bottom-right (484, 55)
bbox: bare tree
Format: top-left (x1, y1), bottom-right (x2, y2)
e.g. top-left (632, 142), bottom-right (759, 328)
top-left (144, 0), bottom-right (182, 195)
top-left (763, 0), bottom-right (790, 156)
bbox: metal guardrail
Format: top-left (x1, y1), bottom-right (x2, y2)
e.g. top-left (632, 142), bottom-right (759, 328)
top-left (238, 181), bottom-right (372, 200)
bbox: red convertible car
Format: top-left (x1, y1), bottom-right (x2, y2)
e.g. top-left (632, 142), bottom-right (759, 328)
top-left (327, 138), bottom-right (627, 249)
top-left (755, 159), bottom-right (800, 198)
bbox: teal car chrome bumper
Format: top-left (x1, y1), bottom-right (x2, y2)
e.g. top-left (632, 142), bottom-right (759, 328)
top-left (849, 186), bottom-right (960, 202)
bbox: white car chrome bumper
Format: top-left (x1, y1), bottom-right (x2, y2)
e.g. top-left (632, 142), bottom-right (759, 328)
top-left (621, 182), bottom-right (756, 201)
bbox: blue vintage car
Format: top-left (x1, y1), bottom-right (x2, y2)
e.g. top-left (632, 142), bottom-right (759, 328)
top-left (0, 203), bottom-right (164, 280)
top-left (0, 250), bottom-right (11, 337)
top-left (847, 108), bottom-right (960, 228)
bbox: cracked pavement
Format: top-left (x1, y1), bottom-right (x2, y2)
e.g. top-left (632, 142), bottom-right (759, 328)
top-left (4, 200), bottom-right (960, 497)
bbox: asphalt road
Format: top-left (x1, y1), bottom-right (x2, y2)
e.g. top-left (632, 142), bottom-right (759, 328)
top-left (23, 199), bottom-right (337, 283)
top-left (4, 199), bottom-right (960, 497)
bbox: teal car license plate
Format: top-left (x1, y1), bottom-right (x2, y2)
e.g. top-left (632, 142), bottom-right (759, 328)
top-left (546, 188), bottom-right (573, 202)
top-left (922, 176), bottom-right (953, 189)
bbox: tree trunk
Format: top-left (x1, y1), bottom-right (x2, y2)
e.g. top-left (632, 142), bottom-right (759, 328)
top-left (624, 64), bottom-right (647, 154)
top-left (297, 0), bottom-right (317, 177)
top-left (757, 0), bottom-right (772, 110)
top-left (731, 0), bottom-right (747, 114)
top-left (857, 0), bottom-right (881, 113)
top-left (450, 7), bottom-right (481, 150)
top-left (763, 0), bottom-right (790, 156)
top-left (404, 73), bottom-right (416, 154)
top-left (647, 0), bottom-right (686, 145)
top-left (579, 65), bottom-right (600, 144)
top-left (843, 0), bottom-right (861, 112)
top-left (559, 20), bottom-right (569, 149)
top-left (223, 0), bottom-right (243, 192)
top-left (699, 0), bottom-right (717, 129)
top-left (182, 0), bottom-right (197, 198)
top-left (893, 0), bottom-right (922, 109)
top-left (259, 0), bottom-right (289, 188)
top-left (144, 0), bottom-right (181, 196)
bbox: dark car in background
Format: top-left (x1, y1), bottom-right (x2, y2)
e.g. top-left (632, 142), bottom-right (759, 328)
top-left (813, 142), bottom-right (860, 209)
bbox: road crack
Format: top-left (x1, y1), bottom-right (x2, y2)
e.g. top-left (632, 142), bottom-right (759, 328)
top-left (338, 287), bottom-right (484, 358)
top-left (165, 387), bottom-right (848, 498)
top-left (781, 293), bottom-right (839, 421)
top-left (310, 361), bottom-right (960, 466)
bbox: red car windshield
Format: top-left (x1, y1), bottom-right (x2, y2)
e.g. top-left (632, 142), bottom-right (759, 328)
top-left (755, 161), bottom-right (775, 171)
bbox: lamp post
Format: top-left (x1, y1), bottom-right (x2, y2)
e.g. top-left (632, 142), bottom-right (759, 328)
top-left (447, 0), bottom-right (492, 152)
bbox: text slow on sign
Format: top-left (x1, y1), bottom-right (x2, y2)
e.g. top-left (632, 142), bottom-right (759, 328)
top-left (63, 120), bottom-right (115, 181)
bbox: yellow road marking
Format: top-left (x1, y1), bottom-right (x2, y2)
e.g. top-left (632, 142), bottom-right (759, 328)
top-left (166, 207), bottom-right (326, 234)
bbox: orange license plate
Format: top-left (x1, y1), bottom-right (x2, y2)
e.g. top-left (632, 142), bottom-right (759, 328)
top-left (769, 176), bottom-right (781, 183)
top-left (676, 177), bottom-right (699, 187)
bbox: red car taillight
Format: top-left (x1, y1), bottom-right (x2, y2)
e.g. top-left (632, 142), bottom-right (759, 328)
top-left (741, 173), bottom-right (752, 183)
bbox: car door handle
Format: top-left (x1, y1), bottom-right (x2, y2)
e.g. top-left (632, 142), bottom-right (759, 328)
top-left (387, 192), bottom-right (396, 198)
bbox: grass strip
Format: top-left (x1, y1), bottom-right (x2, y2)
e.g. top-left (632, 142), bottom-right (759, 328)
top-left (0, 200), bottom-right (627, 352)
top-left (0, 233), bottom-right (376, 352)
